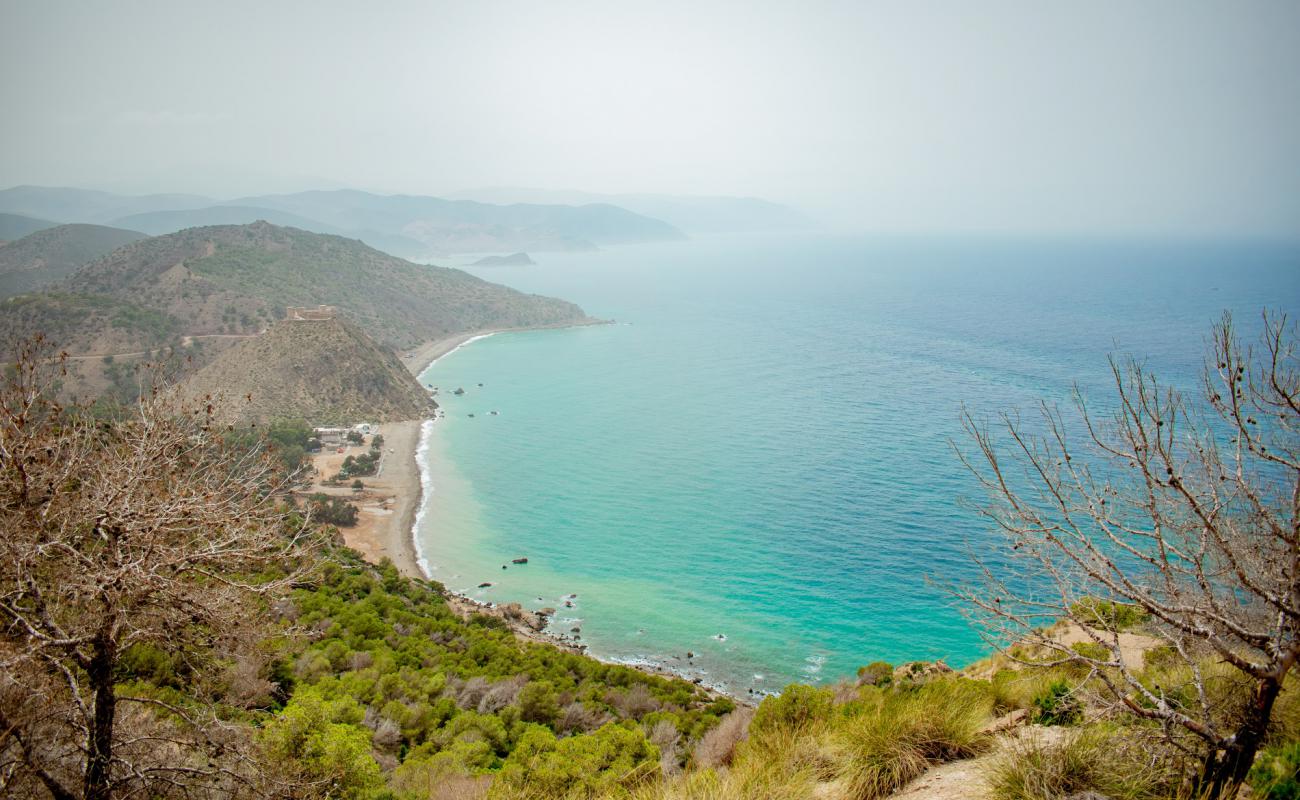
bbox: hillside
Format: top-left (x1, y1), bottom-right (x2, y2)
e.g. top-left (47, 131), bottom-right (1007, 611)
top-left (0, 221), bottom-right (590, 358)
top-left (179, 314), bottom-right (435, 424)
top-left (228, 189), bottom-right (686, 254)
top-left (0, 223), bottom-right (147, 299)
top-left (0, 211), bottom-right (59, 241)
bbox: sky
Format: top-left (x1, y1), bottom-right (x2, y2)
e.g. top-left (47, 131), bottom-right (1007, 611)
top-left (2, 0), bottom-right (1298, 236)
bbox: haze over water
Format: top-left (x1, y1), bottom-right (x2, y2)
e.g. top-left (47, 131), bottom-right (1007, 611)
top-left (416, 233), bottom-right (1299, 694)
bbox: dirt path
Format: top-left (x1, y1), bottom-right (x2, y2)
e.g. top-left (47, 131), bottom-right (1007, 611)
top-left (57, 332), bottom-right (262, 361)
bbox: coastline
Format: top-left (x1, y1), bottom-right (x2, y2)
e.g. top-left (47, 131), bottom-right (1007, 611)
top-left (334, 320), bottom-right (734, 698)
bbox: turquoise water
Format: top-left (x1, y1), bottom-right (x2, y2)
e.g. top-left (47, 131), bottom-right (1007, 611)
top-left (416, 233), bottom-right (1299, 695)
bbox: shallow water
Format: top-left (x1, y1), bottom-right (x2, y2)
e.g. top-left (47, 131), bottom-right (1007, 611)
top-left (415, 232), bottom-right (1299, 694)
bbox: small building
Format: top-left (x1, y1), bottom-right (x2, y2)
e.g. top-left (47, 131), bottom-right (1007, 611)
top-left (313, 427), bottom-right (349, 446)
top-left (286, 305), bottom-right (337, 321)
top-left (351, 422), bottom-right (375, 436)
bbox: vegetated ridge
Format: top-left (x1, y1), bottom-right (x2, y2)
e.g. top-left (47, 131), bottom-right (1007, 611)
top-left (0, 221), bottom-right (592, 361)
top-left (178, 313), bottom-right (436, 424)
top-left (0, 223), bottom-right (147, 299)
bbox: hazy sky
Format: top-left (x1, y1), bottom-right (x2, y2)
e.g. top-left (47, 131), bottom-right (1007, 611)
top-left (2, 0), bottom-right (1298, 236)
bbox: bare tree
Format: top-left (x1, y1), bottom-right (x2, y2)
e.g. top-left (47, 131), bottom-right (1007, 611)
top-left (956, 311), bottom-right (1299, 798)
top-left (0, 339), bottom-right (319, 798)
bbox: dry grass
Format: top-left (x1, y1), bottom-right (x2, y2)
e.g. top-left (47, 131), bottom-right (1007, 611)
top-left (986, 726), bottom-right (1175, 800)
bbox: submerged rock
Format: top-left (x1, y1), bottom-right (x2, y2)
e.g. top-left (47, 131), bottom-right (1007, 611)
top-left (511, 557), bottom-right (528, 564)
top-left (477, 582), bottom-right (493, 588)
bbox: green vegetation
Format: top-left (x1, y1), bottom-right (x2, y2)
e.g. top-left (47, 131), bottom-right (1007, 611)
top-left (1250, 741), bottom-right (1300, 800)
top-left (1067, 598), bottom-right (1150, 632)
top-left (303, 493), bottom-right (359, 527)
top-left (273, 556), bottom-right (730, 798)
top-left (1029, 680), bottom-right (1082, 726)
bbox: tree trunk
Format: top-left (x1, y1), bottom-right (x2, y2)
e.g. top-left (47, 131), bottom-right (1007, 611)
top-left (1198, 675), bottom-right (1280, 799)
top-left (83, 634), bottom-right (117, 800)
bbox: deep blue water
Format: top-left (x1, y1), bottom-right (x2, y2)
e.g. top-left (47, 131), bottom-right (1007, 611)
top-left (415, 233), bottom-right (1299, 694)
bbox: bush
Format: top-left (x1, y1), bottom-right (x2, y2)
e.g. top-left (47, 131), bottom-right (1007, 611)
top-left (987, 726), bottom-right (1175, 800)
top-left (751, 684), bottom-right (834, 735)
top-left (491, 722), bottom-right (659, 798)
top-left (832, 679), bottom-right (992, 799)
top-left (1069, 598), bottom-right (1149, 631)
top-left (306, 494), bottom-right (359, 527)
top-left (1030, 680), bottom-right (1082, 726)
top-left (347, 430), bottom-right (365, 444)
top-left (1251, 741), bottom-right (1300, 800)
top-left (517, 681), bottom-right (560, 725)
top-left (857, 661), bottom-right (893, 687)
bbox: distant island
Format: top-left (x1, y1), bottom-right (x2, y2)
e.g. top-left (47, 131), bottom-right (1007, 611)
top-left (470, 251), bottom-right (535, 266)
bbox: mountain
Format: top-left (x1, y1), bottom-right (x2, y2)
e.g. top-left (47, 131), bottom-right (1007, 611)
top-left (0, 222), bottom-right (594, 400)
top-left (0, 185), bottom-right (213, 224)
top-left (0, 212), bottom-right (59, 241)
top-left (109, 204), bottom-right (433, 260)
top-left (449, 187), bottom-right (813, 234)
top-left (178, 313), bottom-right (435, 424)
top-left (471, 251), bottom-right (535, 266)
top-left (0, 223), bottom-right (147, 299)
top-left (227, 189), bottom-right (686, 254)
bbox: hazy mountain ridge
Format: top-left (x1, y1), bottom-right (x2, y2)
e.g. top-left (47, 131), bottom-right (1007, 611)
top-left (0, 223), bottom-right (147, 299)
top-left (0, 185), bottom-right (688, 258)
top-left (0, 185), bottom-right (213, 223)
top-left (178, 314), bottom-right (435, 424)
top-left (450, 187), bottom-right (814, 234)
top-left (0, 212), bottom-right (60, 241)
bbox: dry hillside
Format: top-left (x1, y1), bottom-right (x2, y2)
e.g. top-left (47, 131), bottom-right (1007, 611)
top-left (179, 314), bottom-right (435, 424)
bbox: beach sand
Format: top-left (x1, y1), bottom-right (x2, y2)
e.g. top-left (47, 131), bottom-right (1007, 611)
top-left (302, 420), bottom-right (423, 577)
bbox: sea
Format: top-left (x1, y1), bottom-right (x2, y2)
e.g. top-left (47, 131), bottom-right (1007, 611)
top-left (413, 232), bottom-right (1299, 695)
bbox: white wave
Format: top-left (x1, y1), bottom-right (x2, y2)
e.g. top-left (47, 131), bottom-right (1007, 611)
top-left (431, 331), bottom-right (499, 367)
top-left (410, 417), bottom-right (438, 579)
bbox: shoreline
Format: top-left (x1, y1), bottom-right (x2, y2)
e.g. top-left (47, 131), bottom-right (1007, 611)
top-left (373, 321), bottom-right (738, 698)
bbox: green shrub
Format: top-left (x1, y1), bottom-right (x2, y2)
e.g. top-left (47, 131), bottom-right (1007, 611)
top-left (518, 680), bottom-right (560, 725)
top-left (1251, 741), bottom-right (1300, 800)
top-left (751, 684), bottom-right (835, 735)
top-left (1069, 598), bottom-right (1149, 631)
top-left (1030, 680), bottom-right (1082, 726)
top-left (1070, 641), bottom-right (1109, 662)
top-left (491, 722), bottom-right (659, 799)
top-left (857, 661), bottom-right (893, 686)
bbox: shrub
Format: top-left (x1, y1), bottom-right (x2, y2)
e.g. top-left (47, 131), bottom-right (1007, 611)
top-left (1030, 680), bottom-right (1082, 726)
top-left (1069, 598), bottom-right (1149, 631)
top-left (832, 679), bottom-right (993, 799)
top-left (1250, 741), bottom-right (1300, 800)
top-left (518, 681), bottom-right (560, 725)
top-left (751, 684), bottom-right (834, 735)
top-left (987, 726), bottom-right (1176, 800)
top-left (857, 661), bottom-right (893, 687)
top-left (490, 722), bottom-right (660, 799)
top-left (692, 707), bottom-right (754, 768)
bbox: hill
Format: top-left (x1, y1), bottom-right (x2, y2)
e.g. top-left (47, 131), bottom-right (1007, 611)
top-left (0, 185), bottom-right (213, 224)
top-left (0, 222), bottom-right (593, 399)
top-left (109, 204), bottom-right (433, 260)
top-left (0, 211), bottom-right (59, 241)
top-left (228, 189), bottom-right (686, 254)
top-left (178, 314), bottom-right (435, 424)
top-left (451, 187), bottom-right (814, 234)
top-left (471, 251), bottom-right (535, 266)
top-left (0, 223), bottom-right (147, 299)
